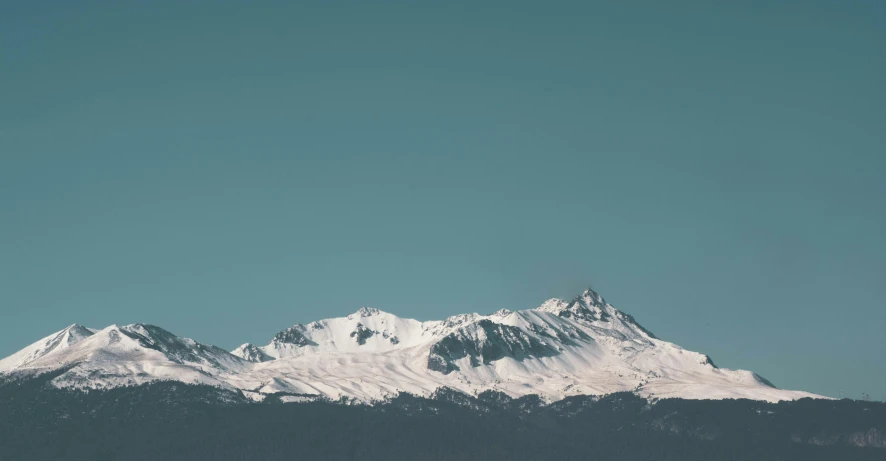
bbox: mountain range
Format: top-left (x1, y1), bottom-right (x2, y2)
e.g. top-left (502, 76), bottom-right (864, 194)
top-left (0, 288), bottom-right (825, 403)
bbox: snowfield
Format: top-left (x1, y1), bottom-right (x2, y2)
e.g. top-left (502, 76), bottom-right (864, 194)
top-left (0, 289), bottom-right (826, 403)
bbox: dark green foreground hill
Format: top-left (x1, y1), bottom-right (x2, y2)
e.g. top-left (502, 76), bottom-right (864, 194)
top-left (1, 372), bottom-right (883, 461)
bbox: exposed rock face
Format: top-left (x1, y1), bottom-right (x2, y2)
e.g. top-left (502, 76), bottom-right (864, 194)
top-left (428, 320), bottom-right (561, 374)
top-left (272, 325), bottom-right (317, 347)
top-left (350, 323), bottom-right (375, 345)
top-left (232, 344), bottom-right (274, 363)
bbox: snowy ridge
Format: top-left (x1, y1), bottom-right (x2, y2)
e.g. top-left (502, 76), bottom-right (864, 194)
top-left (0, 289), bottom-right (826, 403)
top-left (0, 324), bottom-right (96, 372)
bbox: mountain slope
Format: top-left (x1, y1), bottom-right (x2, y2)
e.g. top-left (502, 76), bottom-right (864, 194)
top-left (0, 324), bottom-right (95, 373)
top-left (0, 289), bottom-right (826, 403)
top-left (5, 324), bottom-right (247, 390)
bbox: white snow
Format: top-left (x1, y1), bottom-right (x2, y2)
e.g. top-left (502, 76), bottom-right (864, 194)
top-left (0, 324), bottom-right (94, 372)
top-left (0, 289), bottom-right (828, 403)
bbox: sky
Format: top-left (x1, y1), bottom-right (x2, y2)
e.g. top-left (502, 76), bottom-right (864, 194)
top-left (1, 0), bottom-right (884, 401)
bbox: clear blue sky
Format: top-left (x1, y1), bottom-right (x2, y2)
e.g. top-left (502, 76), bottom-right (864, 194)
top-left (1, 1), bottom-right (884, 400)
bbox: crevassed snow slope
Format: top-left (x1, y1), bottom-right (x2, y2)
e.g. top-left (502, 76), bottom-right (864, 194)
top-left (0, 289), bottom-right (826, 403)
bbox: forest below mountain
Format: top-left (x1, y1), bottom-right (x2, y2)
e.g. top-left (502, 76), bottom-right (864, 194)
top-left (1, 372), bottom-right (883, 461)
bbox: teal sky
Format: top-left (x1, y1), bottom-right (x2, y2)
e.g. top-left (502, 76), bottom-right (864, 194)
top-left (1, 1), bottom-right (884, 400)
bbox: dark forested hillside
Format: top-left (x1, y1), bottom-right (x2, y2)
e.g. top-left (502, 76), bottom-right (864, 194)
top-left (1, 372), bottom-right (883, 461)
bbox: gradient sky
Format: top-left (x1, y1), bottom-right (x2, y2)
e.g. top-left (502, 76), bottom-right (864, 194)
top-left (1, 1), bottom-right (884, 400)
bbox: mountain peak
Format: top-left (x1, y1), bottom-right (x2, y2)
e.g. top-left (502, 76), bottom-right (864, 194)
top-left (118, 323), bottom-right (168, 337)
top-left (352, 306), bottom-right (382, 318)
top-left (0, 323), bottom-right (96, 373)
top-left (272, 325), bottom-right (316, 346)
top-left (578, 287), bottom-right (606, 307)
top-left (536, 288), bottom-right (606, 314)
top-left (232, 343), bottom-right (274, 363)
top-left (537, 298), bottom-right (568, 311)
top-left (63, 324), bottom-right (94, 337)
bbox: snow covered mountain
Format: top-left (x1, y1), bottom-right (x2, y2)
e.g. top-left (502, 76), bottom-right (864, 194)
top-left (0, 323), bottom-right (247, 389)
top-left (0, 324), bottom-right (96, 373)
top-left (0, 289), bottom-right (826, 403)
